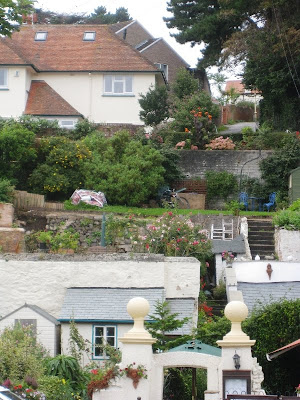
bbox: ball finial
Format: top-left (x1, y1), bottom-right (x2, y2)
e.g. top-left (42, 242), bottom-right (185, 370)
top-left (127, 297), bottom-right (150, 319)
top-left (224, 301), bottom-right (248, 323)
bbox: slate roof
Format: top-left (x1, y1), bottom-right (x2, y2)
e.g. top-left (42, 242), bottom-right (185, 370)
top-left (59, 288), bottom-right (195, 335)
top-left (0, 25), bottom-right (158, 72)
top-left (237, 282), bottom-right (300, 312)
top-left (212, 234), bottom-right (246, 254)
top-left (0, 303), bottom-right (59, 325)
top-left (25, 81), bottom-right (82, 116)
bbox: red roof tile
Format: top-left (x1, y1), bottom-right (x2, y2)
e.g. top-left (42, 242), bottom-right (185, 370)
top-left (0, 39), bottom-right (27, 65)
top-left (1, 24), bottom-right (157, 72)
top-left (25, 80), bottom-right (82, 116)
top-left (225, 80), bottom-right (245, 93)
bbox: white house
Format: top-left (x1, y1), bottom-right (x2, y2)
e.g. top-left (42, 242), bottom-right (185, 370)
top-left (0, 303), bottom-right (60, 356)
top-left (0, 24), bottom-right (164, 127)
top-left (0, 255), bottom-right (200, 362)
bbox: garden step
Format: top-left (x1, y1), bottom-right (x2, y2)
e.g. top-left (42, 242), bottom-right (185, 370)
top-left (248, 232), bottom-right (274, 238)
top-left (247, 218), bottom-right (275, 259)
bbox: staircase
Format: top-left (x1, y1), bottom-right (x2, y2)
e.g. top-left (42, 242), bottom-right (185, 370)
top-left (247, 218), bottom-right (275, 260)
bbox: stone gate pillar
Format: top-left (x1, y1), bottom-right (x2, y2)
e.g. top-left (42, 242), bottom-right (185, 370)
top-left (93, 297), bottom-right (156, 400)
top-left (217, 301), bottom-right (264, 397)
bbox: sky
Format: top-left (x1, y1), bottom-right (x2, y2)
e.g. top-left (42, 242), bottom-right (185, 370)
top-left (34, 0), bottom-right (241, 84)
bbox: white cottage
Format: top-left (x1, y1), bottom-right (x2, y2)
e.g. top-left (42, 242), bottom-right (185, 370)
top-left (0, 303), bottom-right (60, 356)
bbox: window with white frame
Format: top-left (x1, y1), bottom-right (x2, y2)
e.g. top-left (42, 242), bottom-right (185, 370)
top-left (154, 63), bottom-right (168, 81)
top-left (103, 75), bottom-right (133, 95)
top-left (59, 120), bottom-right (77, 129)
top-left (93, 325), bottom-right (116, 358)
top-left (0, 69), bottom-right (8, 89)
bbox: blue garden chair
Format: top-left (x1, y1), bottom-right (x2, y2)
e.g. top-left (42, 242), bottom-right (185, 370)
top-left (263, 192), bottom-right (276, 212)
top-left (239, 192), bottom-right (248, 211)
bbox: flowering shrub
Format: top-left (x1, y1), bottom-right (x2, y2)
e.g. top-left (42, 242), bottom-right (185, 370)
top-left (12, 385), bottom-right (46, 399)
top-left (222, 251), bottom-right (234, 263)
top-left (132, 212), bottom-right (212, 268)
top-left (205, 136), bottom-right (235, 150)
top-left (87, 367), bottom-right (117, 399)
top-left (119, 363), bottom-right (147, 389)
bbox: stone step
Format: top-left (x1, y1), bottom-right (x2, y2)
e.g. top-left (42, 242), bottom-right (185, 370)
top-left (250, 244), bottom-right (275, 252)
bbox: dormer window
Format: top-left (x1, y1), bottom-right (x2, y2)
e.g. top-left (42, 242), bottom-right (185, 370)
top-left (35, 32), bottom-right (47, 41)
top-left (83, 31), bottom-right (96, 41)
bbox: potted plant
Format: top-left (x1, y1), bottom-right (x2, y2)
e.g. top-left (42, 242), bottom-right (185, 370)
top-left (120, 363), bottom-right (148, 389)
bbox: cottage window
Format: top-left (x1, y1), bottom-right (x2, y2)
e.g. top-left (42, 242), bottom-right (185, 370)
top-left (15, 319), bottom-right (37, 335)
top-left (0, 69), bottom-right (8, 89)
top-left (154, 63), bottom-right (168, 81)
top-left (35, 32), bottom-right (47, 41)
top-left (83, 31), bottom-right (96, 41)
top-left (93, 325), bottom-right (116, 358)
top-left (103, 75), bottom-right (133, 96)
top-left (59, 120), bottom-right (76, 129)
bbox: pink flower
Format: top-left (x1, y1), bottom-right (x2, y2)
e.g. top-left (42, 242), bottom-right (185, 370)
top-left (146, 243), bottom-right (150, 250)
top-left (168, 211), bottom-right (173, 216)
top-left (192, 240), bottom-right (199, 245)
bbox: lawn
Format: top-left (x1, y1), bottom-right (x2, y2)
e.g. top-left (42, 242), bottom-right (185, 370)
top-left (64, 200), bottom-right (275, 217)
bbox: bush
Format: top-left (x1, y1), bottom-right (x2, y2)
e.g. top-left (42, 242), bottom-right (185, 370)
top-left (243, 299), bottom-right (300, 393)
top-left (0, 122), bottom-right (37, 187)
top-left (0, 324), bottom-right (46, 382)
top-left (83, 131), bottom-right (165, 206)
top-left (205, 171), bottom-right (238, 202)
top-left (205, 136), bottom-right (235, 150)
top-left (38, 376), bottom-right (75, 400)
top-left (171, 67), bottom-right (199, 100)
top-left (0, 178), bottom-right (15, 203)
top-left (139, 85), bottom-right (169, 126)
top-left (273, 210), bottom-right (300, 230)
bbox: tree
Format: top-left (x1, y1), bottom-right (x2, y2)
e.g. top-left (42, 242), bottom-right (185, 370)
top-left (171, 68), bottom-right (199, 100)
top-left (145, 300), bottom-right (191, 352)
top-left (0, 0), bottom-right (34, 36)
top-left (139, 85), bottom-right (169, 126)
top-left (259, 135), bottom-right (300, 198)
top-left (165, 0), bottom-right (300, 129)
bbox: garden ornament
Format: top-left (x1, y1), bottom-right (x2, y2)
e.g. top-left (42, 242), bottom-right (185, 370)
top-left (266, 263), bottom-right (273, 280)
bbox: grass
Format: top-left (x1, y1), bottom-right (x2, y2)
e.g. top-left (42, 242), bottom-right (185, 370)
top-left (64, 200), bottom-right (275, 217)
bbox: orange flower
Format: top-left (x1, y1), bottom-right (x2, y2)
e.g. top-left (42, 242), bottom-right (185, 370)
top-left (184, 128), bottom-right (190, 133)
top-left (208, 114), bottom-right (212, 119)
top-left (205, 111), bottom-right (208, 115)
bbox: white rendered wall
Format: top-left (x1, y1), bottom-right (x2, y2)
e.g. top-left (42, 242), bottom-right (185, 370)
top-left (275, 228), bottom-right (300, 261)
top-left (0, 257), bottom-right (200, 319)
top-left (0, 307), bottom-right (57, 356)
top-left (0, 67), bottom-right (28, 117)
top-left (31, 72), bottom-right (155, 124)
top-left (233, 261), bottom-right (300, 283)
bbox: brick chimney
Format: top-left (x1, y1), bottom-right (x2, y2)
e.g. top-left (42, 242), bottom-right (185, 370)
top-left (22, 13), bottom-right (38, 24)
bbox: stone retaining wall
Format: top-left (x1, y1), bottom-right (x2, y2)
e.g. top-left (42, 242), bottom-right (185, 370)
top-left (179, 150), bottom-right (272, 179)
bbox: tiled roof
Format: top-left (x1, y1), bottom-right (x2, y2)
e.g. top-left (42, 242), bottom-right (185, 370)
top-left (237, 282), bottom-right (300, 312)
top-left (1, 25), bottom-right (157, 72)
top-left (58, 288), bottom-right (195, 335)
top-left (59, 287), bottom-right (165, 321)
top-left (225, 80), bottom-right (245, 93)
top-left (25, 80), bottom-right (82, 116)
top-left (0, 40), bottom-right (26, 65)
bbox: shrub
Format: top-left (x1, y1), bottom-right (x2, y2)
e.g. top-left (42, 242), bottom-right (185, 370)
top-left (205, 171), bottom-right (238, 202)
top-left (0, 179), bottom-right (15, 203)
top-left (138, 85), bottom-right (169, 126)
top-left (272, 210), bottom-right (300, 230)
top-left (0, 122), bottom-right (37, 187)
top-left (38, 376), bottom-right (75, 400)
top-left (0, 324), bottom-right (46, 382)
top-left (83, 131), bottom-right (165, 206)
top-left (171, 67), bottom-right (199, 99)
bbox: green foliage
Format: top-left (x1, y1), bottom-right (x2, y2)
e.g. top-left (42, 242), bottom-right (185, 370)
top-left (164, 368), bottom-right (207, 400)
top-left (44, 355), bottom-right (83, 384)
top-left (0, 0), bottom-right (34, 37)
top-left (205, 171), bottom-right (238, 202)
top-left (236, 100), bottom-right (255, 109)
top-left (138, 85), bottom-right (169, 126)
top-left (243, 299), bottom-right (300, 393)
top-left (82, 131), bottom-right (165, 206)
top-left (288, 199), bottom-right (300, 212)
top-left (48, 229), bottom-right (80, 251)
top-left (29, 137), bottom-right (91, 199)
top-left (225, 200), bottom-right (244, 216)
top-left (212, 282), bottom-right (227, 300)
top-left (273, 210), bottom-right (300, 230)
top-left (196, 315), bottom-right (230, 347)
top-left (0, 324), bottom-right (46, 382)
top-left (239, 176), bottom-right (269, 199)
top-left (0, 178), bottom-right (15, 203)
top-left (260, 136), bottom-right (300, 196)
top-left (38, 376), bottom-right (75, 400)
top-left (146, 300), bottom-right (191, 352)
top-left (68, 319), bottom-right (91, 363)
top-left (18, 116), bottom-right (62, 136)
top-left (171, 68), bottom-right (199, 99)
top-left (71, 119), bottom-right (98, 140)
top-left (0, 122), bottom-right (37, 187)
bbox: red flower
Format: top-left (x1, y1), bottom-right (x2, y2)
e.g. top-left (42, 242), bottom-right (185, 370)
top-left (168, 211), bottom-right (173, 216)
top-left (91, 369), bottom-right (98, 375)
top-left (145, 243), bottom-right (149, 250)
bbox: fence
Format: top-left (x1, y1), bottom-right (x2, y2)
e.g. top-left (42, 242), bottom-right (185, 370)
top-left (13, 191), bottom-right (64, 211)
